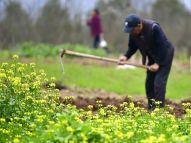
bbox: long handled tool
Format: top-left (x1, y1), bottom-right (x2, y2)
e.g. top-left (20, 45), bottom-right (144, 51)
top-left (60, 49), bottom-right (148, 70)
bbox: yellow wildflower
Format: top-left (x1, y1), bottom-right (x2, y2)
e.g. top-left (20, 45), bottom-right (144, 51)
top-left (13, 138), bottom-right (20, 143)
top-left (126, 131), bottom-right (134, 139)
top-left (0, 118), bottom-right (5, 123)
top-left (66, 126), bottom-right (74, 133)
top-left (30, 63), bottom-right (36, 68)
top-left (12, 55), bottom-right (19, 60)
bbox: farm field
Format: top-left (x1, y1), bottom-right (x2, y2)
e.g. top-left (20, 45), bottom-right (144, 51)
top-left (0, 44), bottom-right (190, 143)
top-left (1, 0), bottom-right (191, 142)
top-left (1, 43), bottom-right (191, 100)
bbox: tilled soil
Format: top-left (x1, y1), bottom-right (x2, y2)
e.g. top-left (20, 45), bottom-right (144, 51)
top-left (58, 86), bottom-right (191, 118)
top-left (42, 58), bottom-right (191, 117)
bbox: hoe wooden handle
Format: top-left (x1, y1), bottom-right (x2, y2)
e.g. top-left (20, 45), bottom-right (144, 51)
top-left (60, 49), bottom-right (148, 70)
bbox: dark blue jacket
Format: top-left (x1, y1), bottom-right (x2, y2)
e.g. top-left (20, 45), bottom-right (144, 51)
top-left (125, 19), bottom-right (174, 66)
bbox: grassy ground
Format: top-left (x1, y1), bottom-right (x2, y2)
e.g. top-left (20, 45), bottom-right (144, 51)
top-left (40, 62), bottom-right (145, 95)
top-left (33, 57), bottom-right (191, 100)
top-left (0, 45), bottom-right (190, 100)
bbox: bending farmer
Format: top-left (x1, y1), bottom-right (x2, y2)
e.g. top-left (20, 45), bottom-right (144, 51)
top-left (118, 14), bottom-right (174, 110)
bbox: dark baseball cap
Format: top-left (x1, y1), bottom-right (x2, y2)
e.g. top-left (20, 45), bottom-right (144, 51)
top-left (124, 14), bottom-right (141, 33)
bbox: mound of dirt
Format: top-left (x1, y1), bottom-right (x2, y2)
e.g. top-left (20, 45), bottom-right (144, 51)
top-left (60, 96), bottom-right (132, 110)
top-left (59, 86), bottom-right (191, 118)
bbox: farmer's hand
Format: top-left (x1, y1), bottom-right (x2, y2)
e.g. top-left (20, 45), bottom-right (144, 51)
top-left (148, 63), bottom-right (159, 72)
top-left (118, 56), bottom-right (127, 65)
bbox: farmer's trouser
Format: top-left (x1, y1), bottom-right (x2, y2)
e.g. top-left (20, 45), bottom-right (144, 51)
top-left (146, 47), bottom-right (174, 110)
top-left (93, 36), bottom-right (100, 49)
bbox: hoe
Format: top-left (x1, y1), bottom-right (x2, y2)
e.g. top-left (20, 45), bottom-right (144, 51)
top-left (60, 49), bottom-right (148, 73)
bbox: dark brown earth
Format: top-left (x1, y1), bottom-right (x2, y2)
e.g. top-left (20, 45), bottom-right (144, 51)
top-left (50, 84), bottom-right (191, 118)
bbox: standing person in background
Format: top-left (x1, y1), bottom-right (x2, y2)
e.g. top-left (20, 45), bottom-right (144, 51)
top-left (87, 9), bottom-right (103, 49)
top-left (118, 14), bottom-right (174, 110)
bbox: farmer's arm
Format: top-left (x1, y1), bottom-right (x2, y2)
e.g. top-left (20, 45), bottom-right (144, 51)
top-left (118, 36), bottom-right (138, 64)
top-left (149, 24), bottom-right (167, 72)
top-left (153, 24), bottom-right (167, 65)
top-left (124, 36), bottom-right (138, 59)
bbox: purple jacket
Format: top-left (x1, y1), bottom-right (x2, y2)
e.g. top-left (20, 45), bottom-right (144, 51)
top-left (87, 15), bottom-right (103, 37)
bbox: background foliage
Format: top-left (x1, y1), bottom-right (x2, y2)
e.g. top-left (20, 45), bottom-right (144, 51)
top-left (0, 0), bottom-right (191, 56)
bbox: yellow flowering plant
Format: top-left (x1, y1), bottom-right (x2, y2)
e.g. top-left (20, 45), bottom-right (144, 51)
top-left (0, 55), bottom-right (61, 142)
top-left (0, 55), bottom-right (190, 143)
